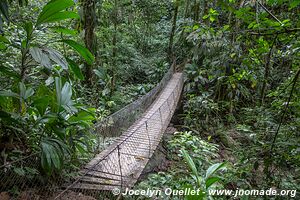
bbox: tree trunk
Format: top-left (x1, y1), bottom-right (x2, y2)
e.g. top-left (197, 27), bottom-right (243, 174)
top-left (168, 1), bottom-right (179, 63)
top-left (82, 0), bottom-right (96, 85)
top-left (179, 0), bottom-right (191, 44)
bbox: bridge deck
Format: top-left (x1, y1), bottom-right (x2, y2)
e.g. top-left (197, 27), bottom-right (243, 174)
top-left (70, 72), bottom-right (183, 191)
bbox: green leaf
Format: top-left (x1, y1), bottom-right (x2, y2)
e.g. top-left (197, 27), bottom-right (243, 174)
top-left (24, 88), bottom-right (34, 99)
top-left (40, 138), bottom-right (69, 174)
top-left (19, 82), bottom-right (34, 99)
top-left (181, 149), bottom-right (198, 175)
top-left (29, 47), bottom-right (52, 69)
top-left (205, 162), bottom-right (226, 180)
top-left (0, 42), bottom-right (6, 50)
top-left (36, 0), bottom-right (75, 26)
top-left (61, 39), bottom-right (95, 64)
top-left (0, 35), bottom-right (9, 43)
top-left (55, 77), bottom-right (62, 106)
top-left (44, 47), bottom-right (68, 69)
top-left (68, 110), bottom-right (95, 123)
top-left (23, 22), bottom-right (33, 36)
top-left (0, 90), bottom-right (19, 98)
top-left (13, 167), bottom-right (26, 176)
top-left (76, 143), bottom-right (87, 154)
top-left (203, 15), bottom-right (209, 20)
top-left (19, 82), bottom-right (26, 98)
top-left (66, 58), bottom-right (84, 80)
top-left (52, 126), bottom-right (65, 140)
top-left (33, 96), bottom-right (49, 115)
top-left (205, 176), bottom-right (221, 188)
top-left (61, 82), bottom-right (72, 106)
top-left (180, 149), bottom-right (201, 187)
top-left (40, 11), bottom-right (79, 24)
top-left (290, 0), bottom-right (300, 9)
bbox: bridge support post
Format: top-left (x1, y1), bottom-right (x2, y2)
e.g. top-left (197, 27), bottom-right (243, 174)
top-left (145, 122), bottom-right (151, 158)
top-left (117, 145), bottom-right (123, 189)
top-left (167, 98), bottom-right (171, 113)
top-left (159, 107), bottom-right (163, 126)
top-left (172, 91), bottom-right (176, 105)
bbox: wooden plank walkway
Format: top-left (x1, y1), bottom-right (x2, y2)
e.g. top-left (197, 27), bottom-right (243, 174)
top-left (70, 72), bottom-right (184, 191)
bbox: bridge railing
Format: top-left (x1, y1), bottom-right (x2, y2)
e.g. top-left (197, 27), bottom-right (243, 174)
top-left (95, 64), bottom-right (174, 139)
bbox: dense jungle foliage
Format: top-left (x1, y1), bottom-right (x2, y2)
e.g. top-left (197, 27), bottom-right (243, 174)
top-left (0, 0), bottom-right (299, 199)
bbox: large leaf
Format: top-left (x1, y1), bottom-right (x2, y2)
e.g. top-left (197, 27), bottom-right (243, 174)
top-left (181, 149), bottom-right (202, 187)
top-left (40, 138), bottom-right (70, 174)
top-left (68, 110), bottom-right (95, 124)
top-left (205, 162), bottom-right (226, 180)
top-left (181, 149), bottom-right (198, 177)
top-left (55, 77), bottom-right (62, 106)
top-left (66, 58), bottom-right (84, 80)
top-left (19, 82), bottom-right (34, 100)
top-left (29, 47), bottom-right (52, 68)
top-left (23, 22), bottom-right (33, 37)
top-left (55, 77), bottom-right (72, 107)
top-left (40, 11), bottom-right (79, 24)
top-left (0, 90), bottom-right (19, 98)
top-left (44, 47), bottom-right (68, 69)
top-left (36, 0), bottom-right (75, 26)
top-left (30, 47), bottom-right (68, 69)
top-left (32, 96), bottom-right (49, 115)
top-left (0, 35), bottom-right (9, 43)
top-left (61, 82), bottom-right (72, 106)
top-left (61, 39), bottom-right (95, 64)
top-left (205, 176), bottom-right (221, 189)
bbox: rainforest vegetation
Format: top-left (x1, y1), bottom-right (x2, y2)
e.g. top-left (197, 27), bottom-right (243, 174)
top-left (0, 0), bottom-right (299, 199)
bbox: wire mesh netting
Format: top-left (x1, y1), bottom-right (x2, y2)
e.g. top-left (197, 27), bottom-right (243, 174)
top-left (0, 63), bottom-right (184, 200)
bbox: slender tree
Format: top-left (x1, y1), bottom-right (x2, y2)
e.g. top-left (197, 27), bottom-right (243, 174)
top-left (168, 0), bottom-right (179, 64)
top-left (82, 0), bottom-right (97, 85)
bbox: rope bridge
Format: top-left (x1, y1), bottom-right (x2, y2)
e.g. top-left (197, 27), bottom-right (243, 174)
top-left (0, 66), bottom-right (184, 199)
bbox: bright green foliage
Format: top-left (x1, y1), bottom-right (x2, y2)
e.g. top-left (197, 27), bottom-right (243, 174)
top-left (36, 0), bottom-right (78, 26)
top-left (62, 39), bottom-right (95, 65)
top-left (174, 0), bottom-right (300, 196)
top-left (0, 0), bottom-right (95, 176)
top-left (181, 149), bottom-right (226, 200)
top-left (0, 0), bottom-right (172, 183)
top-left (135, 131), bottom-right (227, 200)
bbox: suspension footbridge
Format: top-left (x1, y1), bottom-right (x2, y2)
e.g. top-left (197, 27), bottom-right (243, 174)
top-left (0, 66), bottom-right (184, 199)
top-left (65, 72), bottom-right (183, 192)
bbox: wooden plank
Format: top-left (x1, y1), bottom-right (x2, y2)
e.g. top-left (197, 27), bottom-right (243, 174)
top-left (70, 183), bottom-right (117, 191)
top-left (79, 176), bottom-right (121, 186)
